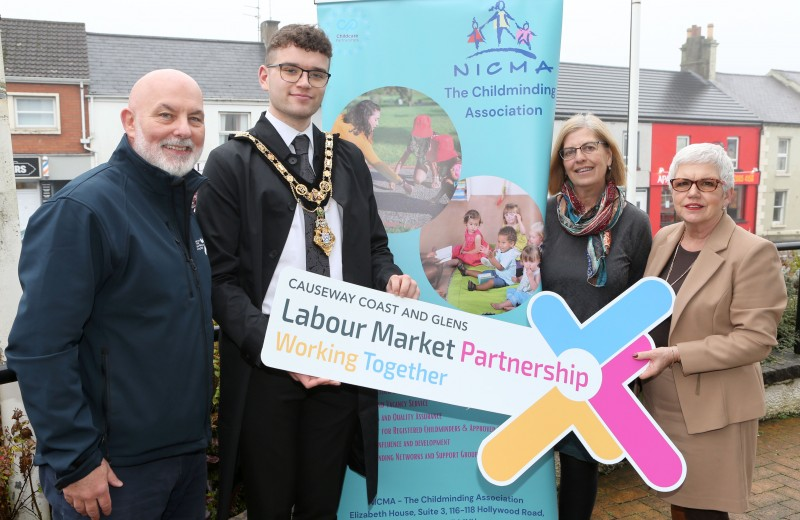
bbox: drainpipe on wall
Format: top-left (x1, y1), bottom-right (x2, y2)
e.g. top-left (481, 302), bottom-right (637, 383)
top-left (87, 95), bottom-right (98, 167)
top-left (79, 81), bottom-right (94, 155)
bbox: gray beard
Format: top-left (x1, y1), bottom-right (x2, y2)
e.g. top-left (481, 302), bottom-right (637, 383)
top-left (132, 124), bottom-right (202, 177)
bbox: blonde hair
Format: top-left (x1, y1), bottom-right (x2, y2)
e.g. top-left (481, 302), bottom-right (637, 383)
top-left (502, 203), bottom-right (522, 225)
top-left (529, 221), bottom-right (544, 241)
top-left (548, 113), bottom-right (626, 195)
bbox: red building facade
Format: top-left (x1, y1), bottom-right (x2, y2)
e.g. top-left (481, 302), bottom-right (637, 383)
top-left (648, 123), bottom-right (761, 233)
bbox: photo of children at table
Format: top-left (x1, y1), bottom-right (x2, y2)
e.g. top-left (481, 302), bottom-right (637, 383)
top-left (419, 176), bottom-right (542, 314)
top-left (457, 226), bottom-right (518, 291)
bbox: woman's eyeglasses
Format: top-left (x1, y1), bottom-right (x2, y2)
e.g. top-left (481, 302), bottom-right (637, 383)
top-left (669, 178), bottom-right (723, 192)
top-left (559, 141), bottom-right (607, 161)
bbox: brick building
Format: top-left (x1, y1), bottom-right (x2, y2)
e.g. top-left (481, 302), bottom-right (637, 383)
top-left (0, 18), bottom-right (93, 232)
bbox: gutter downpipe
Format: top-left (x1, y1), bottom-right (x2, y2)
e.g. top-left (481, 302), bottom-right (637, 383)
top-left (79, 81), bottom-right (94, 155)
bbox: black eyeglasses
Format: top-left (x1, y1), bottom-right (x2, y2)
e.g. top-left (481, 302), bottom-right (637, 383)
top-left (559, 141), bottom-right (607, 160)
top-left (669, 178), bottom-right (724, 192)
top-left (266, 64), bottom-right (331, 87)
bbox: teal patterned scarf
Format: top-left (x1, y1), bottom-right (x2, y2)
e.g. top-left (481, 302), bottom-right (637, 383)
top-left (556, 180), bottom-right (625, 287)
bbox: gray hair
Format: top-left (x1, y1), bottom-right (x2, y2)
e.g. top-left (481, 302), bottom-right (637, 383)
top-left (668, 143), bottom-right (735, 192)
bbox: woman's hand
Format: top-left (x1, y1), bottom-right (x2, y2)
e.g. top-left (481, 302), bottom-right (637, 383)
top-left (634, 346), bottom-right (679, 380)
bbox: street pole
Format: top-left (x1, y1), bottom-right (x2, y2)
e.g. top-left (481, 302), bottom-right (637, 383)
top-left (626, 0), bottom-right (642, 203)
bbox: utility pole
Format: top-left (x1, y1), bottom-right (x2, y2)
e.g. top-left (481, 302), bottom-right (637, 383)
top-left (626, 0), bottom-right (641, 204)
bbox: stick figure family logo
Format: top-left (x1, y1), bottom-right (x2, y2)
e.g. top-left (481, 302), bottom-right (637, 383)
top-left (467, 1), bottom-right (536, 58)
top-left (478, 277), bottom-right (688, 492)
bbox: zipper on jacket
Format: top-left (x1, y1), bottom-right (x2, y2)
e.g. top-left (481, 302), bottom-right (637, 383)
top-left (166, 221), bottom-right (196, 298)
top-left (101, 349), bottom-right (111, 459)
top-left (175, 179), bottom-right (213, 434)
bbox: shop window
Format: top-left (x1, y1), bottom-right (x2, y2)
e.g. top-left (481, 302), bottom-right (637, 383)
top-left (726, 186), bottom-right (744, 221)
top-left (634, 188), bottom-right (648, 211)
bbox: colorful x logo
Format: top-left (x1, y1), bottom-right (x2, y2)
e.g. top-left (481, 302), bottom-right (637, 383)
top-left (478, 277), bottom-right (687, 492)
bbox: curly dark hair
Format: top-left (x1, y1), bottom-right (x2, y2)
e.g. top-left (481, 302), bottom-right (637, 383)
top-left (342, 100), bottom-right (380, 138)
top-left (266, 24), bottom-right (333, 64)
top-left (498, 225), bottom-right (517, 245)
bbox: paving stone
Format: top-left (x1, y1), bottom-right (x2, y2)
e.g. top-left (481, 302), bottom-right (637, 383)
top-left (594, 416), bottom-right (800, 519)
top-left (753, 478), bottom-right (786, 493)
top-left (780, 498), bottom-right (800, 513)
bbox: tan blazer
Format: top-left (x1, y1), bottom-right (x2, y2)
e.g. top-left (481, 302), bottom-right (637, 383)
top-left (644, 214), bottom-right (787, 434)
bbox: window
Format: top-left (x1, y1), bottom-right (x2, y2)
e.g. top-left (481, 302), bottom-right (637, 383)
top-left (726, 137), bottom-right (739, 170)
top-left (726, 186), bottom-right (744, 221)
top-left (660, 187), bottom-right (676, 228)
top-left (9, 93), bottom-right (60, 133)
top-left (777, 138), bottom-right (790, 173)
top-left (634, 188), bottom-right (648, 211)
top-left (676, 136), bottom-right (690, 152)
top-left (622, 130), bottom-right (640, 169)
top-left (219, 113), bottom-right (250, 145)
top-left (773, 190), bottom-right (788, 225)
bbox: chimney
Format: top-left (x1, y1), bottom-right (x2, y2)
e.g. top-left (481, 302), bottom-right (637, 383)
top-left (260, 20), bottom-right (280, 53)
top-left (680, 23), bottom-right (718, 81)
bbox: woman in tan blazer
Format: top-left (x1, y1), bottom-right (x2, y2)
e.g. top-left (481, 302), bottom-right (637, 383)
top-left (636, 143), bottom-right (787, 519)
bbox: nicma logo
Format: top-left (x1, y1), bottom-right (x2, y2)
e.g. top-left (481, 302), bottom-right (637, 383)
top-left (458, 0), bottom-right (554, 77)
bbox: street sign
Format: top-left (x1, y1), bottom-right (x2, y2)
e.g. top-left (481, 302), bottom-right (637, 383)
top-left (13, 156), bottom-right (41, 178)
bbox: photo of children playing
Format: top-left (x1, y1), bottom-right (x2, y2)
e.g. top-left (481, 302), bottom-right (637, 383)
top-left (420, 176), bottom-right (543, 315)
top-left (331, 87), bottom-right (461, 233)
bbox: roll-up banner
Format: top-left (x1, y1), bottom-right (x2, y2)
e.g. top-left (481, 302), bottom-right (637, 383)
top-left (317, 0), bottom-right (563, 517)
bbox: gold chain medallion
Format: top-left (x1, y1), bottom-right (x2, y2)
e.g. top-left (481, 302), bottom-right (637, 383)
top-left (236, 131), bottom-right (336, 256)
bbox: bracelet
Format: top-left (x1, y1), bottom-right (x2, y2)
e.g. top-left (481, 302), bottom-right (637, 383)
top-left (670, 346), bottom-right (679, 366)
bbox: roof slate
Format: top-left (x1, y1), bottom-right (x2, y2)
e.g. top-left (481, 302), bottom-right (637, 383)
top-left (0, 18), bottom-right (90, 80)
top-left (556, 62), bottom-right (760, 125)
top-left (715, 73), bottom-right (800, 125)
top-left (86, 33), bottom-right (266, 101)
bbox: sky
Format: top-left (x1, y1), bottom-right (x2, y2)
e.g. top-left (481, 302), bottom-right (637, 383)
top-left (2, 0), bottom-right (799, 75)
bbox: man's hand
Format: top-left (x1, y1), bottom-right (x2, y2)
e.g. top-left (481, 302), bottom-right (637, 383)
top-left (386, 274), bottom-right (420, 299)
top-left (289, 371), bottom-right (340, 389)
top-left (62, 458), bottom-right (123, 520)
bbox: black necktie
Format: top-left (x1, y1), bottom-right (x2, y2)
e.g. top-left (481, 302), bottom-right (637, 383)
top-left (292, 134), bottom-right (330, 276)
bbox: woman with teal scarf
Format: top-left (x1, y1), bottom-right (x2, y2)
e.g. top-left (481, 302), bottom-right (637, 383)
top-left (541, 113), bottom-right (652, 519)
